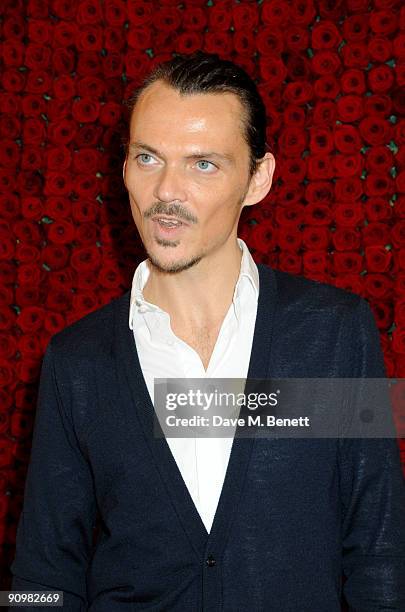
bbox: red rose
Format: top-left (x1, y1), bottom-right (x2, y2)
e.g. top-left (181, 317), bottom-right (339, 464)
top-left (259, 57), bottom-right (288, 86)
top-left (364, 94), bottom-right (392, 117)
top-left (336, 94), bottom-right (364, 122)
top-left (208, 2), bottom-right (233, 30)
top-left (0, 92), bottom-right (22, 114)
top-left (340, 68), bottom-right (366, 95)
top-left (369, 301), bottom-right (393, 330)
top-left (368, 64), bottom-right (395, 94)
top-left (52, 47), bottom-right (76, 74)
top-left (359, 116), bottom-right (392, 145)
top-left (278, 252), bottom-right (302, 275)
top-left (365, 245), bottom-right (392, 272)
top-left (364, 273), bottom-right (393, 299)
top-left (22, 117), bottom-right (46, 145)
top-left (248, 220), bottom-right (277, 254)
top-left (334, 153), bottom-right (363, 177)
top-left (277, 226), bottom-right (302, 250)
top-left (311, 50), bottom-right (341, 75)
top-left (48, 119), bottom-right (77, 145)
top-left (332, 227), bottom-right (362, 250)
top-left (333, 251), bottom-right (363, 274)
top-left (392, 329), bottom-right (405, 355)
top-left (44, 197), bottom-right (72, 220)
top-left (279, 157), bottom-right (307, 182)
top-left (283, 80), bottom-right (314, 104)
top-left (302, 226), bottom-right (329, 249)
top-left (309, 127), bottom-right (334, 154)
top-left (365, 173), bottom-right (394, 198)
top-left (391, 221), bottom-right (405, 249)
top-left (98, 264), bottom-right (124, 289)
top-left (256, 28), bottom-right (284, 56)
top-left (127, 27), bottom-right (151, 49)
top-left (17, 334), bottom-right (42, 359)
top-left (334, 274), bottom-right (364, 295)
top-left (334, 124), bottom-right (362, 154)
top-left (44, 172), bottom-right (72, 197)
top-left (46, 219), bottom-right (76, 245)
top-left (70, 201), bottom-right (98, 224)
top-left (70, 245), bottom-right (102, 273)
top-left (261, 0), bottom-right (290, 27)
top-left (369, 9), bottom-right (398, 36)
top-left (311, 21), bottom-right (341, 49)
top-left (365, 145), bottom-right (394, 173)
top-left (305, 181), bottom-right (334, 206)
top-left (72, 290), bottom-right (99, 316)
top-left (278, 126), bottom-right (308, 156)
top-left (284, 26), bottom-right (308, 53)
top-left (41, 244), bottom-right (70, 270)
top-left (74, 125), bottom-right (103, 147)
top-left (53, 21), bottom-right (78, 46)
top-left (154, 7), bottom-right (182, 31)
top-left (304, 203), bottom-right (332, 225)
top-left (0, 305), bottom-right (17, 331)
top-left (365, 197), bottom-right (392, 222)
top-left (76, 223), bottom-right (98, 245)
top-left (127, 0), bottom-right (153, 26)
top-left (21, 94), bottom-right (45, 118)
top-left (333, 202), bottom-right (364, 226)
top-left (393, 33), bottom-right (405, 60)
top-left (232, 2), bottom-right (259, 29)
top-left (17, 263), bottom-right (44, 286)
top-left (77, 0), bottom-right (103, 24)
top-left (13, 219), bottom-right (41, 243)
top-left (25, 44), bottom-right (51, 70)
top-left (275, 204), bottom-right (305, 226)
top-left (289, 0), bottom-right (316, 25)
top-left (368, 37), bottom-right (393, 63)
top-left (104, 0), bottom-right (127, 26)
top-left (17, 306), bottom-right (45, 333)
top-left (44, 146), bottom-right (72, 172)
top-left (0, 194), bottom-right (21, 219)
top-left (72, 97), bottom-right (100, 123)
top-left (44, 310), bottom-right (66, 335)
top-left (312, 101), bottom-right (337, 125)
top-left (2, 40), bottom-right (25, 66)
top-left (10, 410), bottom-right (35, 439)
top-left (334, 177), bottom-right (363, 201)
top-left (363, 222), bottom-right (391, 246)
top-left (342, 14), bottom-right (370, 42)
top-left (341, 42), bottom-right (369, 68)
top-left (28, 19), bottom-right (52, 44)
top-left (2, 67), bottom-right (26, 93)
top-left (307, 155), bottom-right (334, 180)
top-left (313, 75), bottom-right (341, 99)
top-left (396, 171), bottom-right (405, 194)
top-left (45, 288), bottom-right (73, 312)
top-left (303, 250), bottom-right (328, 274)
top-left (15, 243), bottom-right (40, 263)
top-left (176, 32), bottom-right (204, 54)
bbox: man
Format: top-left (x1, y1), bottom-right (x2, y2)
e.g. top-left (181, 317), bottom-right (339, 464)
top-left (10, 52), bottom-right (405, 611)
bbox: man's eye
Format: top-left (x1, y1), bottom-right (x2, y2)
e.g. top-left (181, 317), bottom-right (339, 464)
top-left (196, 160), bottom-right (217, 172)
top-left (136, 153), bottom-right (155, 165)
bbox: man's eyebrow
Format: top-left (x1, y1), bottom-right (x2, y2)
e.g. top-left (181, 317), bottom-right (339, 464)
top-left (128, 141), bottom-right (235, 164)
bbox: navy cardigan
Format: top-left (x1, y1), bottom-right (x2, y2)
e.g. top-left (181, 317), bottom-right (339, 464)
top-left (10, 264), bottom-right (405, 611)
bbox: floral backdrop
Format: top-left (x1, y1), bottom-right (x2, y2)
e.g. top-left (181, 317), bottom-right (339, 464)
top-left (0, 0), bottom-right (404, 588)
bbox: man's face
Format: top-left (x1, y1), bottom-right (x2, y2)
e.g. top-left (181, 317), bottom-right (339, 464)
top-left (123, 80), bottom-right (262, 274)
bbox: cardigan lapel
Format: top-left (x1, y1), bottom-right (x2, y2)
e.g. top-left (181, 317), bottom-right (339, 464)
top-left (115, 262), bottom-right (277, 561)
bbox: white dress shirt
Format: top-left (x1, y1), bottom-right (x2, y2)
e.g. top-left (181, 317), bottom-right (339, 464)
top-left (128, 238), bottom-right (259, 533)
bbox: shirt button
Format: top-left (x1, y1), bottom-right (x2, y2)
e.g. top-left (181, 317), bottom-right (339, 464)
top-left (206, 555), bottom-right (216, 567)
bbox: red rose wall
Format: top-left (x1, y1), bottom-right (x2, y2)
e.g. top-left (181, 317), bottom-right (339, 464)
top-left (0, 0), bottom-right (404, 586)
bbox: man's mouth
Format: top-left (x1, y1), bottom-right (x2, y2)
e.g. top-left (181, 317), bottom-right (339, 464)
top-left (152, 216), bottom-right (188, 228)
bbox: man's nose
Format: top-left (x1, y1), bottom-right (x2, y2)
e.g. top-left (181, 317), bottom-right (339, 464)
top-left (153, 164), bottom-right (187, 203)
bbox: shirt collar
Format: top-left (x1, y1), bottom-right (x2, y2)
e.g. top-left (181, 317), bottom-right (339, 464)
top-left (128, 237), bottom-right (259, 330)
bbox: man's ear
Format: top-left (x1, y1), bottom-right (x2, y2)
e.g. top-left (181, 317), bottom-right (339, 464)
top-left (122, 158), bottom-right (127, 187)
top-left (242, 152), bottom-right (276, 208)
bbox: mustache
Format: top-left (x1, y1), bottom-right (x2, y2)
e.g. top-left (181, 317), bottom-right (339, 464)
top-left (144, 202), bottom-right (197, 224)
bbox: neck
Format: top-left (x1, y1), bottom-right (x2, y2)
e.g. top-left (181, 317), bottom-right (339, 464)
top-left (142, 239), bottom-right (243, 327)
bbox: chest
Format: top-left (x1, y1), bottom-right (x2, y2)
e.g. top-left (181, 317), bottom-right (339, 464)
top-left (171, 320), bottom-right (223, 371)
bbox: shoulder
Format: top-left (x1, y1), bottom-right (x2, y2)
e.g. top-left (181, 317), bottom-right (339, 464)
top-left (48, 290), bottom-right (130, 361)
top-left (259, 264), bottom-right (365, 315)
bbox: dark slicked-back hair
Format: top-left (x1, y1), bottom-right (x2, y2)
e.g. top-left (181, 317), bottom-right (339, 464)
top-left (125, 52), bottom-right (268, 177)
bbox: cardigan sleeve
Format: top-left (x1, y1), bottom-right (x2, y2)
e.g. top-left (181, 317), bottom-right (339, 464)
top-left (340, 298), bottom-right (405, 611)
top-left (9, 339), bottom-right (98, 611)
